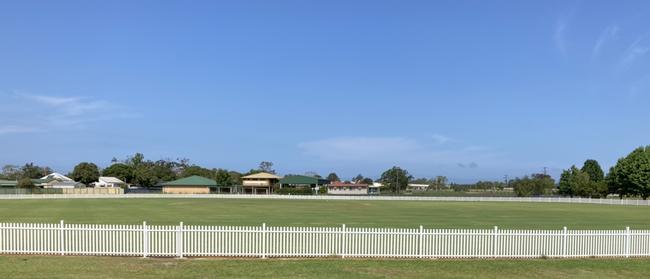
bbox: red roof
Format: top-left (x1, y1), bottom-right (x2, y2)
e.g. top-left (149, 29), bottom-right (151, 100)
top-left (329, 182), bottom-right (369, 187)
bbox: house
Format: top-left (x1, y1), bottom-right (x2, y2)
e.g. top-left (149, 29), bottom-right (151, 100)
top-left (241, 172), bottom-right (280, 194)
top-left (93, 177), bottom-right (126, 188)
top-left (407, 183), bottom-right (430, 191)
top-left (40, 173), bottom-right (73, 182)
top-left (47, 181), bottom-right (86, 189)
top-left (279, 175), bottom-right (330, 192)
top-left (160, 175), bottom-right (216, 194)
top-left (0, 180), bottom-right (17, 188)
top-left (369, 182), bottom-right (382, 195)
top-left (327, 182), bottom-right (369, 195)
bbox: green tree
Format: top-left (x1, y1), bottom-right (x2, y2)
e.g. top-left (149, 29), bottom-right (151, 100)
top-left (326, 172), bottom-right (340, 182)
top-left (512, 173), bottom-right (555, 197)
top-left (379, 166), bottom-right (412, 193)
top-left (258, 161), bottom-right (275, 174)
top-left (179, 165), bottom-right (213, 179)
top-left (432, 176), bottom-right (448, 190)
top-left (214, 169), bottom-right (232, 186)
top-left (17, 178), bottom-right (35, 188)
top-left (102, 163), bottom-right (134, 183)
top-left (2, 165), bottom-right (22, 180)
top-left (71, 162), bottom-right (100, 185)
top-left (21, 163), bottom-right (51, 179)
top-left (607, 146), bottom-right (650, 199)
top-left (581, 159), bottom-right (604, 182)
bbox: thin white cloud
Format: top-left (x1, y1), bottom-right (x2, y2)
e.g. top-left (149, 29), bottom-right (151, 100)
top-left (431, 134), bottom-right (451, 144)
top-left (0, 125), bottom-right (37, 135)
top-left (620, 34), bottom-right (650, 67)
top-left (299, 136), bottom-right (503, 168)
top-left (0, 93), bottom-right (136, 134)
top-left (554, 20), bottom-right (568, 55)
top-left (592, 24), bottom-right (619, 58)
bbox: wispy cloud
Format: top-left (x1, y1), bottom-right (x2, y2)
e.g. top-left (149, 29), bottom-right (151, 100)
top-left (0, 125), bottom-right (37, 135)
top-left (298, 136), bottom-right (502, 169)
top-left (0, 92), bottom-right (136, 134)
top-left (554, 20), bottom-right (568, 55)
top-left (620, 34), bottom-right (650, 67)
top-left (592, 24), bottom-right (619, 58)
top-left (431, 134), bottom-right (451, 144)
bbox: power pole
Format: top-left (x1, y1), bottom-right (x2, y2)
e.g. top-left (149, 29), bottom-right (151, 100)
top-left (542, 167), bottom-right (548, 175)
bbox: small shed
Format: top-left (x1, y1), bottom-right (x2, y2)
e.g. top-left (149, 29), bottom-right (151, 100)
top-left (161, 175), bottom-right (216, 194)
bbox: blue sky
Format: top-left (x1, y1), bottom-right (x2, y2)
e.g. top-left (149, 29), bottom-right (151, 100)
top-left (1, 1), bottom-right (649, 182)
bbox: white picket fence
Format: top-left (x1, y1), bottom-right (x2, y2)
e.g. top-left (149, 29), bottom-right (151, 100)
top-left (1, 221), bottom-right (649, 259)
top-left (0, 194), bottom-right (649, 207)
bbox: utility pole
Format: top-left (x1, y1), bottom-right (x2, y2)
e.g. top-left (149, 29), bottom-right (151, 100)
top-left (542, 167), bottom-right (548, 175)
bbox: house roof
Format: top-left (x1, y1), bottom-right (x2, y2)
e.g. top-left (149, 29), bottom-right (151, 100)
top-left (0, 180), bottom-right (17, 187)
top-left (279, 175), bottom-right (329, 185)
top-left (99, 177), bottom-right (125, 184)
top-left (242, 172), bottom-right (281, 180)
top-left (161, 175), bottom-right (217, 187)
top-left (41, 173), bottom-right (73, 181)
top-left (329, 182), bottom-right (368, 187)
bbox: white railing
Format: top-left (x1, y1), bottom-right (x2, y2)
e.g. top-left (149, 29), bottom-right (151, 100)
top-left (1, 221), bottom-right (649, 259)
top-left (0, 194), bottom-right (648, 207)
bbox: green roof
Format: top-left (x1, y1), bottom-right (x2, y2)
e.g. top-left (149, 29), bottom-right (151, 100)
top-left (279, 175), bottom-right (329, 185)
top-left (0, 180), bottom-right (17, 187)
top-left (161, 175), bottom-right (217, 187)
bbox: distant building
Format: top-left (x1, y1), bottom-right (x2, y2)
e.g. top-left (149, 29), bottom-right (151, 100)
top-left (369, 182), bottom-right (382, 195)
top-left (40, 173), bottom-right (73, 182)
top-left (47, 181), bottom-right (86, 189)
top-left (279, 175), bottom-right (329, 192)
top-left (407, 183), bottom-right (429, 191)
top-left (160, 175), bottom-right (215, 194)
top-left (327, 182), bottom-right (368, 195)
top-left (241, 172), bottom-right (280, 194)
top-left (93, 177), bottom-right (126, 188)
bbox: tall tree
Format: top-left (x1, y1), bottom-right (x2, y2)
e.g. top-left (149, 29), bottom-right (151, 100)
top-left (607, 146), bottom-right (650, 199)
top-left (326, 172), bottom-right (340, 182)
top-left (17, 178), bottom-right (35, 188)
top-left (258, 161), bottom-right (275, 174)
top-left (71, 162), bottom-right (100, 185)
top-left (432, 176), bottom-right (448, 190)
top-left (512, 173), bottom-right (555, 197)
top-left (214, 169), bottom-right (232, 186)
top-left (2, 165), bottom-right (22, 180)
top-left (21, 163), bottom-right (50, 179)
top-left (102, 163), bottom-right (134, 183)
top-left (379, 166), bottom-right (412, 193)
top-left (581, 159), bottom-right (604, 182)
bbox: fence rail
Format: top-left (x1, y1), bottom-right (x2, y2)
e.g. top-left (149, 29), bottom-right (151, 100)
top-left (0, 194), bottom-right (648, 206)
top-left (1, 221), bottom-right (649, 259)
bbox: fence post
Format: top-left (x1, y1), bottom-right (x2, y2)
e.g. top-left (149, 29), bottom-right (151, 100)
top-left (493, 226), bottom-right (498, 258)
top-left (261, 223), bottom-right (266, 259)
top-left (418, 225), bottom-right (423, 259)
top-left (625, 227), bottom-right (631, 258)
top-left (142, 221), bottom-right (148, 258)
top-left (562, 227), bottom-right (567, 258)
top-left (59, 220), bottom-right (65, 256)
top-left (177, 222), bottom-right (184, 258)
top-left (341, 224), bottom-right (347, 258)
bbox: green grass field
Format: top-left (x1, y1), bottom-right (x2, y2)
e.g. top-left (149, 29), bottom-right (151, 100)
top-left (2, 198), bottom-right (650, 278)
top-left (0, 198), bottom-right (648, 229)
top-left (1, 256), bottom-right (649, 279)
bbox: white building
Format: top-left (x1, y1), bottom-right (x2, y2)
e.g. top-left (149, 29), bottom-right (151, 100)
top-left (369, 182), bottom-right (382, 195)
top-left (40, 173), bottom-right (73, 182)
top-left (327, 182), bottom-right (369, 195)
top-left (93, 177), bottom-right (126, 188)
top-left (48, 181), bottom-right (86, 189)
top-left (407, 183), bottom-right (429, 191)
